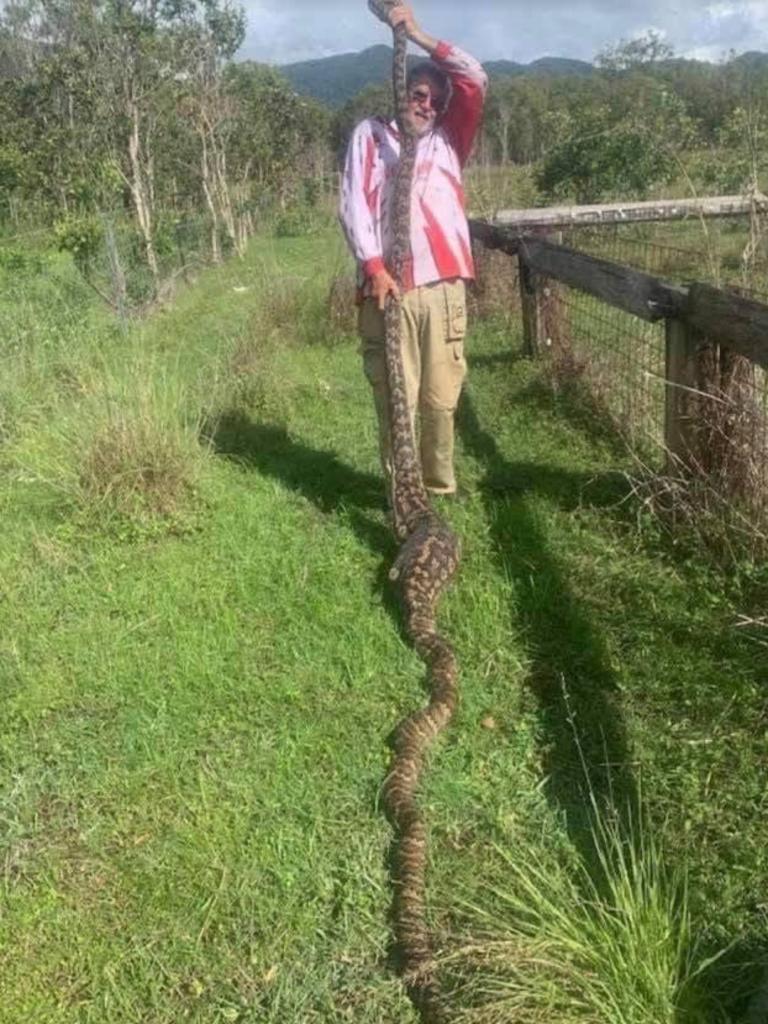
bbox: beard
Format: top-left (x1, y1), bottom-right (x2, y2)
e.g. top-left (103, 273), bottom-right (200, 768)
top-left (407, 110), bottom-right (435, 135)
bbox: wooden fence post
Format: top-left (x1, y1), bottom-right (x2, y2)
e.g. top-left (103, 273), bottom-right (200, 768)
top-left (664, 317), bottom-right (699, 471)
top-left (518, 253), bottom-right (544, 357)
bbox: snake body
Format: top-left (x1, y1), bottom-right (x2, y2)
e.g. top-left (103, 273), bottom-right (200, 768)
top-left (366, 3), bottom-right (461, 1019)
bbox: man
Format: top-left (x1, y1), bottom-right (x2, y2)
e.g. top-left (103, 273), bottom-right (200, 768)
top-left (339, 4), bottom-right (487, 496)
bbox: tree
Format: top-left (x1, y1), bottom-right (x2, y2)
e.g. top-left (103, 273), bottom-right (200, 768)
top-left (538, 37), bottom-right (698, 203)
top-left (330, 82), bottom-right (392, 167)
top-left (596, 30), bottom-right (674, 73)
top-left (173, 1), bottom-right (245, 259)
top-left (482, 76), bottom-right (557, 165)
top-left (226, 61), bottom-right (331, 210)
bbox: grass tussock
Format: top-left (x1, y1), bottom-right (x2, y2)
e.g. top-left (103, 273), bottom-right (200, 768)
top-left (78, 405), bottom-right (201, 520)
top-left (451, 801), bottom-right (725, 1024)
top-left (7, 359), bottom-right (208, 530)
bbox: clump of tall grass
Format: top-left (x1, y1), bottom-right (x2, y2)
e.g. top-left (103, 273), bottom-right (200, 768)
top-left (450, 801), bottom-right (726, 1023)
top-left (77, 405), bottom-right (200, 520)
top-left (256, 267), bottom-right (355, 349)
top-left (203, 246), bottom-right (355, 433)
top-left (12, 359), bottom-right (208, 528)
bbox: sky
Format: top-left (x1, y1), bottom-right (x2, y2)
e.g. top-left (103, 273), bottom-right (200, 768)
top-left (237, 0), bottom-right (768, 67)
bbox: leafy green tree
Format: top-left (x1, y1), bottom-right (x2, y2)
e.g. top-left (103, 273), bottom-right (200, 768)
top-left (702, 104), bottom-right (768, 194)
top-left (226, 62), bottom-right (331, 207)
top-left (538, 36), bottom-right (698, 203)
top-left (483, 76), bottom-right (560, 165)
top-left (330, 82), bottom-right (392, 166)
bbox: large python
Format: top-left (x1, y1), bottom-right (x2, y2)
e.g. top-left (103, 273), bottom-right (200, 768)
top-left (366, 2), bottom-right (462, 1020)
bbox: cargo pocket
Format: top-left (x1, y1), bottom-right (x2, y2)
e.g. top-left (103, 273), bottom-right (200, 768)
top-left (446, 297), bottom-right (467, 341)
top-left (445, 292), bottom-right (467, 365)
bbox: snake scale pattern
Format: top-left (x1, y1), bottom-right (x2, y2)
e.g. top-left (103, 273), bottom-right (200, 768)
top-left (367, 3), bottom-right (462, 1020)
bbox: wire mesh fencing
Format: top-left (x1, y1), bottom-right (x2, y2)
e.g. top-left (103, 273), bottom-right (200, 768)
top-left (0, 210), bottom-right (230, 322)
top-left (537, 269), bottom-right (668, 458)
top-left (563, 215), bottom-right (768, 298)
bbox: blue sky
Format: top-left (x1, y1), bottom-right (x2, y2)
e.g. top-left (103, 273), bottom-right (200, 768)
top-left (238, 1), bottom-right (768, 66)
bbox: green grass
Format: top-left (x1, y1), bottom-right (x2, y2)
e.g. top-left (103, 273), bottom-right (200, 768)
top-left (0, 228), bottom-right (766, 1022)
top-left (450, 793), bottom-right (720, 1023)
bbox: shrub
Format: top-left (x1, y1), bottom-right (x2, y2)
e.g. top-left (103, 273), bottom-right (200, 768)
top-left (53, 213), bottom-right (104, 273)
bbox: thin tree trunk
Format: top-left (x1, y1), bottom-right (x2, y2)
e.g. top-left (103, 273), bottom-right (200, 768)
top-left (127, 85), bottom-right (160, 284)
top-left (200, 132), bottom-right (221, 263)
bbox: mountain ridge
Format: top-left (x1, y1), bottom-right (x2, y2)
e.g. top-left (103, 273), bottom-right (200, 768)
top-left (275, 45), bottom-right (768, 107)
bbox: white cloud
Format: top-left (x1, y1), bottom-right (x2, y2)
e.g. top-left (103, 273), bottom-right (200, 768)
top-left (706, 2), bottom-right (741, 17)
top-left (704, 1), bottom-right (768, 37)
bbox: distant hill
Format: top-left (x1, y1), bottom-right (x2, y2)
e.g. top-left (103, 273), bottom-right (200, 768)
top-left (278, 45), bottom-right (411, 107)
top-left (730, 50), bottom-right (768, 71)
top-left (484, 56), bottom-right (593, 79)
top-left (278, 46), bottom-right (594, 107)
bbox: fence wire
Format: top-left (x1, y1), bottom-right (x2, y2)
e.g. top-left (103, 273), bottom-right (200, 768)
top-left (563, 216), bottom-right (768, 299)
top-left (540, 270), bottom-right (667, 458)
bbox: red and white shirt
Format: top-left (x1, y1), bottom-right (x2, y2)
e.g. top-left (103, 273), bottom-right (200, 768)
top-left (339, 41), bottom-right (488, 293)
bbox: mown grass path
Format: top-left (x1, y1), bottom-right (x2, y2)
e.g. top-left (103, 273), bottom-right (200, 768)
top-left (1, 234), bottom-right (766, 1022)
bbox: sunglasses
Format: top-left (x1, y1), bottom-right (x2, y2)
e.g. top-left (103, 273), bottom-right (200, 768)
top-left (408, 86), bottom-right (445, 111)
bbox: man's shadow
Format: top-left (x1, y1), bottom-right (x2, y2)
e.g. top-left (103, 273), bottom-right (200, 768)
top-left (206, 410), bottom-right (402, 623)
top-left (206, 408), bottom-right (461, 1009)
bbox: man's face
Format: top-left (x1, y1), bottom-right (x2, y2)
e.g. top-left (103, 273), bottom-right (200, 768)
top-left (405, 78), bottom-right (445, 135)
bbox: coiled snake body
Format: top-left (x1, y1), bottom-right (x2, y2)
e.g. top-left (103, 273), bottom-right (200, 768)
top-left (367, 3), bottom-right (461, 1020)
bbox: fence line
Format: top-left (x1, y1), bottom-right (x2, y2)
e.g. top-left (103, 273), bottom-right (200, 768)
top-left (469, 210), bottom-right (768, 548)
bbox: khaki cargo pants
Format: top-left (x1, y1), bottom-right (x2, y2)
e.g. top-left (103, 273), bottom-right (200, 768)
top-left (358, 279), bottom-right (467, 494)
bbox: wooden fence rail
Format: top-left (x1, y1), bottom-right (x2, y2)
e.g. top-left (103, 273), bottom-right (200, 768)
top-left (487, 194), bottom-right (765, 230)
top-left (468, 217), bottom-right (768, 472)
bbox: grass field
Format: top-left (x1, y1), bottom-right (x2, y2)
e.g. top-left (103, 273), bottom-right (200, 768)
top-left (1, 228), bottom-right (766, 1022)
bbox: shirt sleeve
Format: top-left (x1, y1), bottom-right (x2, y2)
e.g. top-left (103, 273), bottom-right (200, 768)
top-left (432, 42), bottom-right (489, 167)
top-left (339, 119), bottom-right (386, 278)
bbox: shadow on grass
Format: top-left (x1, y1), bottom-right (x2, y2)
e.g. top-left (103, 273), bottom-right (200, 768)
top-left (511, 371), bottom-right (768, 638)
top-left (456, 384), bottom-right (768, 1019)
top-left (466, 348), bottom-right (528, 373)
top-left (456, 385), bottom-right (637, 876)
top-left (686, 932), bottom-right (768, 1024)
top-left (205, 409), bottom-right (400, 623)
top-left (208, 409), bottom-right (385, 515)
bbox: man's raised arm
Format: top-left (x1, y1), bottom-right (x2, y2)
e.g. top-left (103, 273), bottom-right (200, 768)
top-left (388, 5), bottom-right (488, 166)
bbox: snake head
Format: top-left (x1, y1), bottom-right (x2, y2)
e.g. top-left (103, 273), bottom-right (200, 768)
top-left (367, 0), bottom-right (401, 26)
